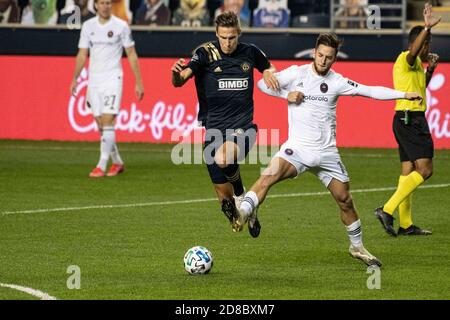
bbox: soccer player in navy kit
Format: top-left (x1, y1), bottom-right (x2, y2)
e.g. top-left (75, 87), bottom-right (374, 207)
top-left (171, 11), bottom-right (278, 236)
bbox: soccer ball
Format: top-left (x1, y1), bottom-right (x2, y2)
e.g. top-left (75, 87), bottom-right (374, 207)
top-left (183, 246), bottom-right (213, 275)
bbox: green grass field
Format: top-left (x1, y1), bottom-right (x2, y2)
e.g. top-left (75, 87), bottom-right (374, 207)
top-left (1, 140), bottom-right (449, 300)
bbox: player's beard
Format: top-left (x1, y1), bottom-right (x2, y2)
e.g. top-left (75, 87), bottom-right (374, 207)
top-left (313, 60), bottom-right (331, 76)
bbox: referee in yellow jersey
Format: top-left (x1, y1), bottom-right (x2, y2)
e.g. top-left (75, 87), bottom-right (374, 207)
top-left (375, 2), bottom-right (441, 236)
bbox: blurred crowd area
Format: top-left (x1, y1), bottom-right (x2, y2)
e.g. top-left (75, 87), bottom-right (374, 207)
top-left (0, 0), bottom-right (448, 29)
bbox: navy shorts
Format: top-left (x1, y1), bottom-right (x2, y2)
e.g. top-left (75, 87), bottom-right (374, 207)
top-left (393, 111), bottom-right (434, 162)
top-left (203, 124), bottom-right (257, 184)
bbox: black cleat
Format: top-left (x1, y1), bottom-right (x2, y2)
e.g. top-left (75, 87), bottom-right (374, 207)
top-left (248, 208), bottom-right (261, 238)
top-left (398, 225), bottom-right (432, 236)
top-left (221, 199), bottom-right (239, 232)
top-left (374, 206), bottom-right (397, 237)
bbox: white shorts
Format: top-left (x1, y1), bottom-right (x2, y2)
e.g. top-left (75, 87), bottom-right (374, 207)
top-left (86, 83), bottom-right (123, 117)
top-left (274, 142), bottom-right (349, 188)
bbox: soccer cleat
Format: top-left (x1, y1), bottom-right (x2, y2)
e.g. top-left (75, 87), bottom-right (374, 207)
top-left (107, 164), bottom-right (125, 177)
top-left (398, 225), bottom-right (432, 236)
top-left (233, 188), bottom-right (245, 211)
top-left (247, 207), bottom-right (261, 238)
top-left (221, 199), bottom-right (240, 232)
top-left (349, 245), bottom-right (382, 267)
top-left (89, 167), bottom-right (105, 178)
top-left (374, 206), bottom-right (397, 237)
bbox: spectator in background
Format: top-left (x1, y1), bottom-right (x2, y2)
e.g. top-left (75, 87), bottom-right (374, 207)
top-left (134, 0), bottom-right (170, 25)
top-left (252, 0), bottom-right (290, 28)
top-left (172, 0), bottom-right (209, 27)
top-left (335, 0), bottom-right (367, 29)
top-left (58, 0), bottom-right (95, 25)
top-left (214, 0), bottom-right (250, 28)
top-left (21, 0), bottom-right (58, 25)
top-left (0, 0), bottom-right (20, 23)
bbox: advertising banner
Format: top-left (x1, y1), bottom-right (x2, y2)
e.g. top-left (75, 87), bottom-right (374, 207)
top-left (0, 56), bottom-right (449, 148)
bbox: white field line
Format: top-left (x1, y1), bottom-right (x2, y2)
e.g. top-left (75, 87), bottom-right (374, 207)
top-left (2, 183), bottom-right (449, 216)
top-left (0, 283), bottom-right (57, 300)
top-left (2, 145), bottom-right (450, 159)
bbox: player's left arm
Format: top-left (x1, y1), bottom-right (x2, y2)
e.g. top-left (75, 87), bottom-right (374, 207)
top-left (426, 53), bottom-right (439, 86)
top-left (339, 78), bottom-right (422, 102)
top-left (125, 46), bottom-right (145, 101)
top-left (356, 85), bottom-right (422, 101)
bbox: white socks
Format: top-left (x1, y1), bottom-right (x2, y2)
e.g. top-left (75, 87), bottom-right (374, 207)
top-left (97, 126), bottom-right (115, 172)
top-left (346, 219), bottom-right (363, 247)
top-left (110, 143), bottom-right (123, 165)
top-left (240, 191), bottom-right (259, 217)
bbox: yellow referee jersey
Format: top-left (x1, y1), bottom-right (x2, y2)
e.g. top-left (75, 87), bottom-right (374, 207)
top-left (393, 51), bottom-right (427, 112)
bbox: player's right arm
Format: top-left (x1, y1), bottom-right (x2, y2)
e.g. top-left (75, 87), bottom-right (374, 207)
top-left (257, 65), bottom-right (301, 100)
top-left (407, 2), bottom-right (441, 66)
top-left (171, 58), bottom-right (193, 87)
top-left (70, 22), bottom-right (90, 96)
top-left (70, 48), bottom-right (88, 96)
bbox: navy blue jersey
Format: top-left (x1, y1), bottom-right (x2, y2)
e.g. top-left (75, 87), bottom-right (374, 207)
top-left (188, 41), bottom-right (270, 132)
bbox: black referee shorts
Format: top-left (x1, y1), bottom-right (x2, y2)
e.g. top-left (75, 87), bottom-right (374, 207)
top-left (393, 111), bottom-right (434, 162)
top-left (203, 124), bottom-right (257, 184)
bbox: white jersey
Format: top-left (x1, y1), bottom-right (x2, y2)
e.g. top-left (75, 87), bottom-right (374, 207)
top-left (79, 15), bottom-right (135, 87)
top-left (258, 63), bottom-right (406, 150)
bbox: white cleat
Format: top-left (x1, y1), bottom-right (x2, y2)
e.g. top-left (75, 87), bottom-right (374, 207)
top-left (233, 191), bottom-right (245, 211)
top-left (349, 245), bottom-right (382, 267)
top-left (234, 205), bottom-right (249, 232)
top-left (233, 190), bottom-right (247, 232)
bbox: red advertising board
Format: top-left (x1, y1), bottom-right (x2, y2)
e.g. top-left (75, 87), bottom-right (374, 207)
top-left (0, 56), bottom-right (449, 148)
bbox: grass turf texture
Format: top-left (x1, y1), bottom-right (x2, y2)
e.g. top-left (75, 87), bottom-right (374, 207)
top-left (0, 140), bottom-right (449, 300)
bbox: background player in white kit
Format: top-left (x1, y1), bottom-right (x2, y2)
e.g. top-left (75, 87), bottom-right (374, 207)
top-left (236, 33), bottom-right (422, 267)
top-left (70, 0), bottom-right (144, 177)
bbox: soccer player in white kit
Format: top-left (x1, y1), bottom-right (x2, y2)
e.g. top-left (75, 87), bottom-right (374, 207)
top-left (237, 33), bottom-right (422, 267)
top-left (70, 0), bottom-right (144, 177)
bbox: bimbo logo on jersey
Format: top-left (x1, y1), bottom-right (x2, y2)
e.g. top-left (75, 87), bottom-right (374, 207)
top-left (218, 78), bottom-right (249, 91)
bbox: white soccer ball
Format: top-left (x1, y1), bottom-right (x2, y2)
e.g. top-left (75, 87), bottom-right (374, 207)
top-left (183, 246), bottom-right (213, 275)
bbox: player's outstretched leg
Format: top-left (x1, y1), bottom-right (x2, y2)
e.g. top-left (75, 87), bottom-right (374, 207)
top-left (238, 157), bottom-right (297, 237)
top-left (328, 179), bottom-right (382, 267)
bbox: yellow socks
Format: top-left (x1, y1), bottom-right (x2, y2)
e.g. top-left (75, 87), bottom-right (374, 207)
top-left (398, 176), bottom-right (413, 229)
top-left (383, 171), bottom-right (424, 215)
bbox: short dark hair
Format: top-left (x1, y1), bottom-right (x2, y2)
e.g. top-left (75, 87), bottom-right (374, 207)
top-left (215, 11), bottom-right (241, 34)
top-left (315, 33), bottom-right (343, 55)
top-left (408, 25), bottom-right (431, 44)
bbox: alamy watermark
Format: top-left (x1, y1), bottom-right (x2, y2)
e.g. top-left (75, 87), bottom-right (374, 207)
top-left (367, 5), bottom-right (381, 30)
top-left (67, 265), bottom-right (81, 289)
top-left (66, 7), bottom-right (81, 30)
top-left (366, 265), bottom-right (381, 290)
top-left (170, 128), bottom-right (281, 171)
